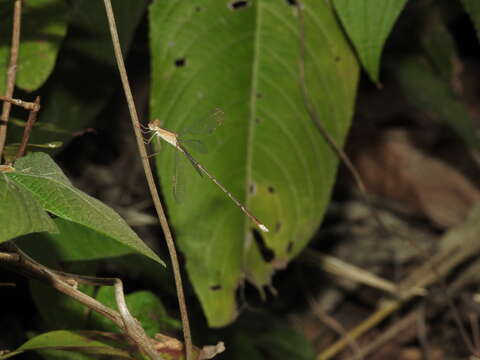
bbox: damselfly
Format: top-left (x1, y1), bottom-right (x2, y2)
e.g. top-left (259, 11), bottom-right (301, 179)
top-left (144, 110), bottom-right (269, 233)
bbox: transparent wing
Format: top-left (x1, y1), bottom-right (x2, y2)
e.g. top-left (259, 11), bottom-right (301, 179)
top-left (172, 150), bottom-right (187, 203)
top-left (182, 108), bottom-right (225, 137)
top-left (181, 138), bottom-right (208, 154)
top-left (172, 145), bottom-right (205, 203)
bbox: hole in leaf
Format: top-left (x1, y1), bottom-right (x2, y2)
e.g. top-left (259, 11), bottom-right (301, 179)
top-left (174, 58), bottom-right (186, 67)
top-left (267, 185), bottom-right (275, 193)
top-left (210, 284), bottom-right (222, 291)
top-left (286, 0), bottom-right (298, 6)
top-left (286, 241), bottom-right (293, 253)
top-left (229, 0), bottom-right (249, 10)
top-left (252, 229), bottom-right (274, 262)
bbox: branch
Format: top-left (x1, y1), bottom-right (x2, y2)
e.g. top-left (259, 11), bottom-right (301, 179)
top-left (101, 1), bottom-right (193, 359)
top-left (0, 96), bottom-right (40, 111)
top-left (15, 96), bottom-right (40, 159)
top-left (0, 243), bottom-right (162, 359)
top-left (0, 0), bottom-right (22, 160)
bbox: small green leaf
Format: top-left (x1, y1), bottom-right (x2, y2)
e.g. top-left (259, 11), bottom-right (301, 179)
top-left (7, 153), bottom-right (164, 266)
top-left (92, 288), bottom-right (180, 337)
top-left (333, 0), bottom-right (408, 82)
top-left (232, 314), bottom-right (315, 360)
top-left (394, 57), bottom-right (479, 149)
top-left (0, 173), bottom-right (57, 244)
top-left (420, 9), bottom-right (457, 82)
top-left (0, 0), bottom-right (68, 92)
top-left (3, 141), bottom-right (63, 163)
top-left (462, 0), bottom-right (480, 42)
top-left (255, 322), bottom-right (315, 360)
top-left (0, 330), bottom-right (132, 360)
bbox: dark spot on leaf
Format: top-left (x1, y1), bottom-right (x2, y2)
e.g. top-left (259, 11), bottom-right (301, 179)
top-left (249, 183), bottom-right (256, 194)
top-left (174, 58), bottom-right (186, 67)
top-left (286, 241), bottom-right (293, 253)
top-left (335, 56), bottom-right (341, 62)
top-left (255, 118), bottom-right (261, 124)
top-left (267, 186), bottom-right (275, 193)
top-left (286, 0), bottom-right (298, 6)
top-left (195, 6), bottom-right (202, 12)
top-left (256, 92), bottom-right (263, 99)
top-left (211, 284), bottom-right (222, 291)
top-left (275, 222), bottom-right (282, 232)
top-left (229, 0), bottom-right (249, 10)
top-left (252, 229), bottom-right (274, 262)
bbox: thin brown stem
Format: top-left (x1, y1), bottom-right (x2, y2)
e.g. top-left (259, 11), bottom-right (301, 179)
top-left (0, 242), bottom-right (162, 359)
top-left (0, 0), bottom-right (22, 160)
top-left (102, 2), bottom-right (193, 360)
top-left (0, 252), bottom-right (119, 336)
top-left (0, 96), bottom-right (40, 111)
top-left (15, 96), bottom-right (40, 160)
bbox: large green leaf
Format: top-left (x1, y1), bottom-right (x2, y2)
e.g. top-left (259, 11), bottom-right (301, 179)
top-left (6, 152), bottom-right (164, 266)
top-left (0, 330), bottom-right (132, 360)
top-left (333, 0), bottom-right (407, 83)
top-left (462, 0), bottom-right (480, 42)
top-left (150, 0), bottom-right (358, 326)
top-left (0, 0), bottom-right (68, 92)
top-left (0, 172), bottom-right (57, 243)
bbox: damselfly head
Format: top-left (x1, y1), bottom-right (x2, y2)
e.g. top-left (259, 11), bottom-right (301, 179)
top-left (148, 119), bottom-right (161, 131)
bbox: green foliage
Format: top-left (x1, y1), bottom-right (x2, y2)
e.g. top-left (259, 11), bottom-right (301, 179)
top-left (3, 141), bottom-right (63, 163)
top-left (0, 330), bottom-right (132, 360)
top-left (231, 314), bottom-right (315, 360)
top-left (91, 287), bottom-right (180, 337)
top-left (420, 9), bottom-right (457, 82)
top-left (149, 0), bottom-right (358, 327)
top-left (394, 57), bottom-right (479, 149)
top-left (462, 0), bottom-right (480, 42)
top-left (6, 0), bottom-right (149, 150)
top-left (35, 217), bottom-right (134, 262)
top-left (29, 279), bottom-right (95, 330)
top-left (0, 0), bottom-right (68, 93)
top-left (6, 152), bottom-right (164, 265)
top-left (333, 0), bottom-right (408, 83)
top-left (4, 0), bottom-right (479, 358)
top-left (0, 172), bottom-right (57, 243)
